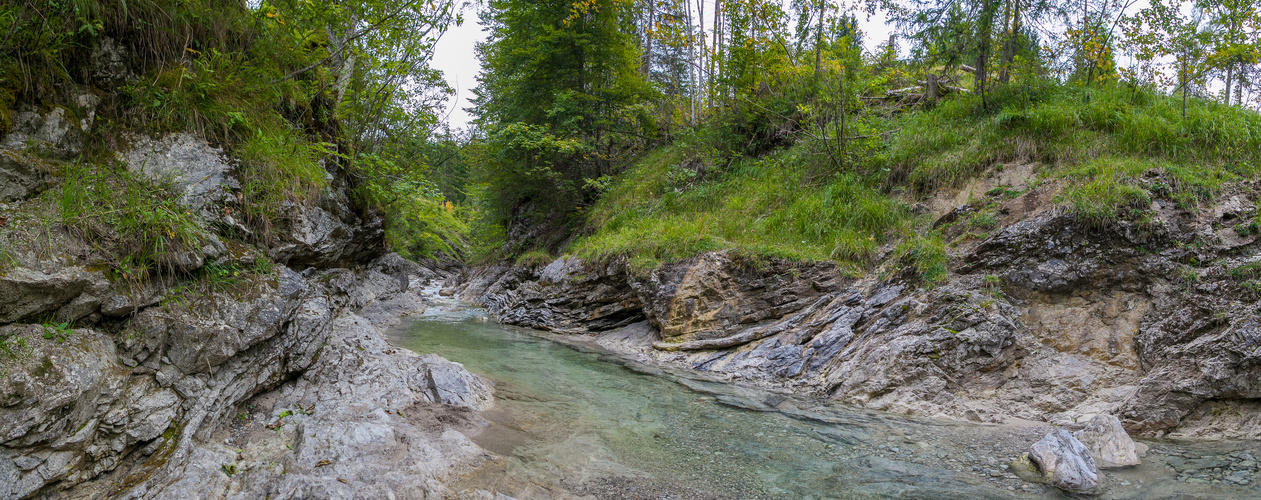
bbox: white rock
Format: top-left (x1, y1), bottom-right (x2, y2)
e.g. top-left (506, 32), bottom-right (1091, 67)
top-left (1029, 429), bottom-right (1099, 494)
top-left (1073, 414), bottom-right (1141, 468)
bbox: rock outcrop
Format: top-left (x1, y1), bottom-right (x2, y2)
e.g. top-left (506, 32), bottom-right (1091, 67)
top-left (0, 252), bottom-right (490, 499)
top-left (457, 179), bottom-right (1261, 439)
top-left (0, 130), bottom-right (491, 499)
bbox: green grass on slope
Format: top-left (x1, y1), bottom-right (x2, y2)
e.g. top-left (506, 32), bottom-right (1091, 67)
top-left (573, 137), bottom-right (942, 279)
top-left (572, 82), bottom-right (1261, 281)
top-left (891, 83), bottom-right (1261, 226)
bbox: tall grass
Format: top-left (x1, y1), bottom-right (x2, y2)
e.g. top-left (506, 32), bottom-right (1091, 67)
top-left (236, 128), bottom-right (328, 236)
top-left (885, 82), bottom-right (1261, 197)
top-left (59, 161), bottom-right (208, 278)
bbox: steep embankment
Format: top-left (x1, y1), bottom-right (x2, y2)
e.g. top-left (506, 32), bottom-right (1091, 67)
top-left (455, 88), bottom-right (1261, 441)
top-left (458, 175), bottom-right (1261, 439)
top-left (0, 95), bottom-right (492, 500)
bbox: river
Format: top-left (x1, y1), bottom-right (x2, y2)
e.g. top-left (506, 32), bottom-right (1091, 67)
top-left (387, 292), bottom-right (1260, 499)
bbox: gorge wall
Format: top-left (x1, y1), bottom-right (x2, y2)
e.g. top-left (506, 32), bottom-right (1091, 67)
top-left (0, 100), bottom-right (493, 499)
top-left (455, 175), bottom-right (1261, 441)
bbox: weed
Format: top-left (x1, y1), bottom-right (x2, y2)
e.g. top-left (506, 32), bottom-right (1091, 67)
top-left (969, 209), bottom-right (999, 230)
top-left (0, 334), bottom-right (32, 373)
top-left (1178, 265), bottom-right (1201, 285)
top-left (514, 249), bottom-right (554, 268)
top-left (1231, 262), bottom-right (1261, 281)
top-left (41, 320), bottom-right (73, 343)
top-left (236, 129), bottom-right (328, 238)
top-left (1058, 158), bottom-right (1153, 226)
top-left (1236, 220), bottom-right (1259, 237)
top-left (986, 186), bottom-right (1024, 199)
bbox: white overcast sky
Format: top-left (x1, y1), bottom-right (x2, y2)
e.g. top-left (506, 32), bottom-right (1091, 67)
top-left (430, 2), bottom-right (898, 130)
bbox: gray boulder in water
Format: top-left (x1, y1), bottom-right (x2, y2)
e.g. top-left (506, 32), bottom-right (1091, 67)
top-left (1029, 429), bottom-right (1100, 494)
top-left (1074, 414), bottom-right (1141, 468)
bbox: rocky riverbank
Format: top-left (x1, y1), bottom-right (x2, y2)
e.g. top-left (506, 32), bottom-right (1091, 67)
top-left (0, 120), bottom-right (495, 498)
top-left (452, 174), bottom-right (1261, 442)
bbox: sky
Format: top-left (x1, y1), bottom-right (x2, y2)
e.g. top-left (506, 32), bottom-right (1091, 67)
top-left (430, 2), bottom-right (897, 130)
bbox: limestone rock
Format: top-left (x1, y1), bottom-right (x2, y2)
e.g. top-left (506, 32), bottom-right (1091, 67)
top-left (3, 106), bottom-right (81, 156)
top-left (124, 133), bottom-right (240, 218)
top-left (1073, 414), bottom-right (1141, 468)
top-left (1028, 429), bottom-right (1099, 494)
top-left (0, 149), bottom-right (50, 201)
top-left (0, 266), bottom-right (109, 324)
top-left (633, 251), bottom-right (845, 343)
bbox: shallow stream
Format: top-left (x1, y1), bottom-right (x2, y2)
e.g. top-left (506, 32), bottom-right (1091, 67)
top-left (389, 294), bottom-right (1261, 499)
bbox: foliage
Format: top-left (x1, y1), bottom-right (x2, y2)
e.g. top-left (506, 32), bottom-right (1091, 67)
top-left (572, 131), bottom-right (942, 279)
top-left (41, 320), bottom-right (73, 344)
top-left (0, 0), bottom-right (466, 268)
top-left (473, 0), bottom-right (656, 249)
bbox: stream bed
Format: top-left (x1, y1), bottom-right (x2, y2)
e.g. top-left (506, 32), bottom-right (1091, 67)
top-left (388, 295), bottom-right (1261, 499)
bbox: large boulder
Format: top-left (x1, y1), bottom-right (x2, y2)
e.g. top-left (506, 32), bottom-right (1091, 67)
top-left (1073, 414), bottom-right (1141, 468)
top-left (1028, 429), bottom-right (1100, 494)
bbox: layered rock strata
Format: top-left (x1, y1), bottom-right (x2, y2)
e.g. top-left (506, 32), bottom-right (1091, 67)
top-left (456, 181), bottom-right (1261, 439)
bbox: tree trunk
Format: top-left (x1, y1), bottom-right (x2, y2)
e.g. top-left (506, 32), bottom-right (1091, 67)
top-left (976, 0), bottom-right (998, 109)
top-left (814, 0), bottom-right (825, 76)
top-left (999, 0), bottom-right (1021, 84)
top-left (643, 0), bottom-right (654, 78)
top-left (926, 73), bottom-right (940, 103)
top-left (696, 0), bottom-right (706, 112)
top-left (1225, 63), bottom-right (1234, 105)
top-left (686, 0), bottom-right (697, 126)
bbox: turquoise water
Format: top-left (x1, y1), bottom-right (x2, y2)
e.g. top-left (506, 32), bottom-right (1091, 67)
top-left (389, 297), bottom-right (1257, 499)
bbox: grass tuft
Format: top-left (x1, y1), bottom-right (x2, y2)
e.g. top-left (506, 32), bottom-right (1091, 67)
top-left (58, 161), bottom-right (208, 279)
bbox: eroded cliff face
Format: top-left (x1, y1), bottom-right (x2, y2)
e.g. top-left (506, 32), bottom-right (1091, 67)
top-left (455, 176), bottom-right (1261, 441)
top-left (0, 126), bottom-right (494, 499)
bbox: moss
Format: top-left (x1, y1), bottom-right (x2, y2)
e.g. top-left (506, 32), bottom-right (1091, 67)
top-left (32, 356), bottom-right (60, 383)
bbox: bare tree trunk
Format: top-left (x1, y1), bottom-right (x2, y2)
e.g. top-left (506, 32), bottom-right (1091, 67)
top-left (695, 0), bottom-right (706, 114)
top-left (814, 0), bottom-right (825, 76)
top-left (327, 18), bottom-right (358, 109)
top-left (926, 73), bottom-right (940, 103)
top-left (999, 0), bottom-right (1020, 84)
top-left (1225, 64), bottom-right (1234, 105)
top-left (1237, 64), bottom-right (1247, 107)
top-left (691, 0), bottom-right (701, 127)
top-left (976, 0), bottom-right (998, 109)
top-left (714, 0), bottom-right (725, 109)
top-left (644, 0), bottom-right (655, 77)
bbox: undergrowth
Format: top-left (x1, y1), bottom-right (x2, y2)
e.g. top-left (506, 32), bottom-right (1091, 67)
top-left (573, 134), bottom-right (939, 278)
